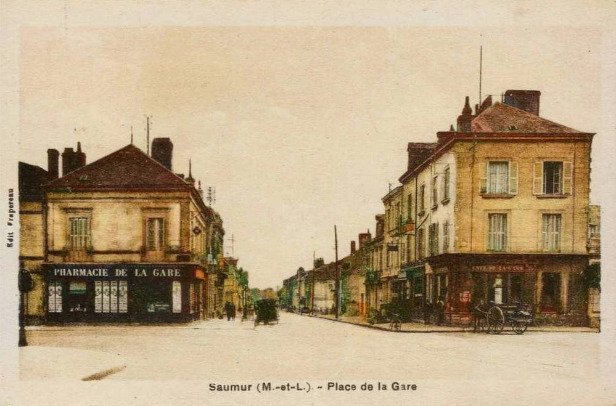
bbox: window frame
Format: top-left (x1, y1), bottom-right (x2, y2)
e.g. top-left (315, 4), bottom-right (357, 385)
top-left (487, 212), bottom-right (508, 252)
top-left (542, 213), bottom-right (562, 252)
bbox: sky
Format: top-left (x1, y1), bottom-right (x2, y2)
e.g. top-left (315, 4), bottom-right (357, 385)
top-left (18, 26), bottom-right (607, 289)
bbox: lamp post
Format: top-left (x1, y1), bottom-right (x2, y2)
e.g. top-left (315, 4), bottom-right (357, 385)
top-left (18, 268), bottom-right (33, 347)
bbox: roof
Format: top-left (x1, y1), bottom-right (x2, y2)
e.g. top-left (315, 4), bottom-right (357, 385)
top-left (471, 102), bottom-right (582, 133)
top-left (46, 144), bottom-right (192, 192)
top-left (19, 162), bottom-right (48, 202)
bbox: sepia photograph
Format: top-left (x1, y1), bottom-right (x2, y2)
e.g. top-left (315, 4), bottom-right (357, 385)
top-left (1, 1), bottom-right (615, 405)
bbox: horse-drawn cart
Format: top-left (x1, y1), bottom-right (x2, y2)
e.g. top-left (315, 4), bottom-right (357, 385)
top-left (253, 298), bottom-right (279, 327)
top-left (474, 302), bottom-right (533, 335)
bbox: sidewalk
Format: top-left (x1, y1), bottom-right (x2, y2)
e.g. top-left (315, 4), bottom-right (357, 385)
top-left (20, 346), bottom-right (126, 380)
top-left (309, 313), bottom-right (598, 333)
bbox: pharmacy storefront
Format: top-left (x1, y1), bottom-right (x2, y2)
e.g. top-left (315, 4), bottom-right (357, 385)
top-left (43, 263), bottom-right (205, 323)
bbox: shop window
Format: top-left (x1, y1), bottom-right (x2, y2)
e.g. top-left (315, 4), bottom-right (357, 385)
top-left (488, 213), bottom-right (507, 251)
top-left (508, 274), bottom-right (523, 303)
top-left (541, 273), bottom-right (561, 312)
top-left (69, 217), bottom-right (91, 250)
top-left (426, 274), bottom-right (434, 304)
top-left (68, 281), bottom-right (88, 313)
top-left (146, 218), bottom-right (165, 251)
top-left (413, 275), bottom-right (423, 296)
top-left (542, 214), bottom-right (562, 252)
top-left (94, 280), bottom-right (128, 314)
top-left (48, 281), bottom-right (63, 313)
top-left (172, 281), bottom-right (182, 313)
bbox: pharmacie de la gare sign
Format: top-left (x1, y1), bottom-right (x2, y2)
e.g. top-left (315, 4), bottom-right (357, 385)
top-left (45, 264), bottom-right (200, 279)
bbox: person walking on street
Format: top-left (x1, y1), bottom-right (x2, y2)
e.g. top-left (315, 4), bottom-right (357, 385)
top-left (230, 303), bottom-right (236, 321)
top-left (224, 301), bottom-right (232, 321)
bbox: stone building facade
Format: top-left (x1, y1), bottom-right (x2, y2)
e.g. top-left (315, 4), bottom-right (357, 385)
top-left (19, 139), bottom-right (226, 323)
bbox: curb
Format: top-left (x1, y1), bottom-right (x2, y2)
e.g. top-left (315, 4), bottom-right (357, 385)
top-left (309, 314), bottom-right (466, 333)
top-left (306, 314), bottom-right (598, 334)
top-left (81, 365), bottom-right (126, 381)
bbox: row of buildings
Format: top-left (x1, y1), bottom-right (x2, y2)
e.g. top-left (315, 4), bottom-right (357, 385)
top-left (19, 138), bottom-right (251, 323)
top-left (279, 90), bottom-right (601, 327)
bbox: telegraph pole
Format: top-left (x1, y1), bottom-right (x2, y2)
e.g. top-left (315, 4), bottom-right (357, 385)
top-left (311, 250), bottom-right (316, 315)
top-left (334, 225), bottom-right (340, 320)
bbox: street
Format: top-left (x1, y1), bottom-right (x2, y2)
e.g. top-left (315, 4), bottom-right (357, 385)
top-left (25, 312), bottom-right (601, 382)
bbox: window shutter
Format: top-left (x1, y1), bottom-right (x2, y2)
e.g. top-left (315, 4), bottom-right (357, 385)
top-left (533, 161), bottom-right (543, 195)
top-left (480, 162), bottom-right (488, 194)
top-left (509, 161), bottom-right (518, 195)
top-left (563, 161), bottom-right (573, 194)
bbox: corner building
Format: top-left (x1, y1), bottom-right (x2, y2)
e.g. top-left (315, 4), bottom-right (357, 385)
top-left (398, 91), bottom-right (595, 326)
top-left (42, 141), bottom-right (223, 323)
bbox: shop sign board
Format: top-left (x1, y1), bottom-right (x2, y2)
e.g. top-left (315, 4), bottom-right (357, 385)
top-left (45, 264), bottom-right (203, 279)
top-left (472, 264), bottom-right (527, 273)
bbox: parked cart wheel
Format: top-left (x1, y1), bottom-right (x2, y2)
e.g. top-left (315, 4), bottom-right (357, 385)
top-left (487, 306), bottom-right (504, 334)
top-left (512, 320), bottom-right (528, 335)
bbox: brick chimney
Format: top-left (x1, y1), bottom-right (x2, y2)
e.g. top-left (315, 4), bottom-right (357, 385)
top-left (61, 142), bottom-right (87, 176)
top-left (47, 149), bottom-right (59, 180)
top-left (75, 142), bottom-right (86, 168)
top-left (407, 143), bottom-right (436, 172)
top-left (358, 231), bottom-right (372, 249)
top-left (151, 137), bottom-right (173, 171)
top-left (504, 90), bottom-right (541, 115)
top-left (456, 96), bottom-right (473, 132)
top-left (350, 241), bottom-right (357, 254)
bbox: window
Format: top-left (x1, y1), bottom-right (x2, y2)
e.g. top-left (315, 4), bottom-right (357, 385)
top-left (69, 217), bottom-right (91, 249)
top-left (542, 214), bottom-right (562, 252)
top-left (407, 193), bottom-right (413, 219)
top-left (544, 162), bottom-right (562, 194)
top-left (588, 224), bottom-right (599, 239)
top-left (534, 161), bottom-right (572, 195)
top-left (146, 218), bottom-right (165, 251)
top-left (94, 280), bottom-right (128, 314)
top-left (417, 228), bottom-right (425, 259)
top-left (442, 221), bottom-right (450, 253)
top-left (428, 223), bottom-right (439, 256)
top-left (482, 161), bottom-right (518, 195)
top-left (431, 176), bottom-right (438, 209)
top-left (406, 235), bottom-right (412, 263)
top-left (488, 213), bottom-right (507, 251)
top-left (48, 281), bottom-right (63, 313)
top-left (442, 166), bottom-right (450, 202)
top-left (419, 184), bottom-right (426, 214)
top-left (488, 161), bottom-right (508, 194)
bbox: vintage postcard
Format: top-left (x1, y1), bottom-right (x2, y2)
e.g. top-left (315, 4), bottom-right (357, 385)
top-left (1, 1), bottom-right (616, 405)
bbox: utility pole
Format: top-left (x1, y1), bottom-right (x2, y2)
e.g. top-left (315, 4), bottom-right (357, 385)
top-left (311, 250), bottom-right (316, 315)
top-left (146, 116), bottom-right (151, 155)
top-left (334, 225), bottom-right (340, 320)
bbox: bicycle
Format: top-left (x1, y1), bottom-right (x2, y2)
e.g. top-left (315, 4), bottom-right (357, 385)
top-left (389, 313), bottom-right (402, 331)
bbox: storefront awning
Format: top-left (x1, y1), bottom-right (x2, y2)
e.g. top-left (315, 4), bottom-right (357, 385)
top-left (403, 264), bottom-right (425, 280)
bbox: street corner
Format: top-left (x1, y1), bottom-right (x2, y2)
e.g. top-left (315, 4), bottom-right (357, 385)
top-left (19, 346), bottom-right (126, 381)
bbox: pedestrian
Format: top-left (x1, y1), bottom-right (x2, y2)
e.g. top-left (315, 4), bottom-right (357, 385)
top-left (230, 302), bottom-right (236, 321)
top-left (436, 295), bottom-right (445, 326)
top-left (224, 301), bottom-right (232, 321)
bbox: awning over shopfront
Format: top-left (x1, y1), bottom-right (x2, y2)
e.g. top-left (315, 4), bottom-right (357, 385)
top-left (403, 264), bottom-right (425, 280)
